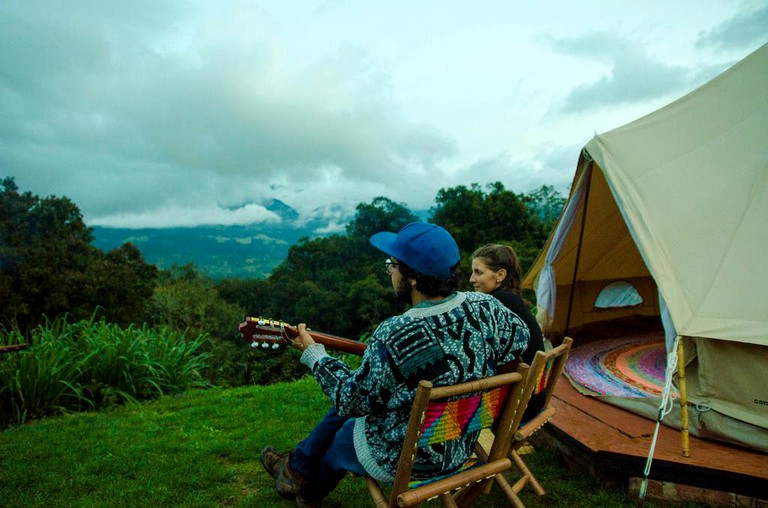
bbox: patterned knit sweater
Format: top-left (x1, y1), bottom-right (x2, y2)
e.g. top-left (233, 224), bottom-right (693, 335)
top-left (300, 291), bottom-right (529, 482)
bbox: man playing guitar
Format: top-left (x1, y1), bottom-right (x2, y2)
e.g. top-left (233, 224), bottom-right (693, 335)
top-left (259, 222), bottom-right (530, 507)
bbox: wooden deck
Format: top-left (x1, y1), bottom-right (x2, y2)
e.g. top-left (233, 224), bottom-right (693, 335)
top-left (540, 378), bottom-right (768, 503)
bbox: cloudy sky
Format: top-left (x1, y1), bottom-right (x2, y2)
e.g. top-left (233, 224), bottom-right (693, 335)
top-left (1, 1), bottom-right (766, 229)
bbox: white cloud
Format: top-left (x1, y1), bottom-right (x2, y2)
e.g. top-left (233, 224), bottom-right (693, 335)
top-left (93, 202), bottom-right (281, 228)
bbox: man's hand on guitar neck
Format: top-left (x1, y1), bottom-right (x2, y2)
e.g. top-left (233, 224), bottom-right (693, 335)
top-left (292, 323), bottom-right (317, 352)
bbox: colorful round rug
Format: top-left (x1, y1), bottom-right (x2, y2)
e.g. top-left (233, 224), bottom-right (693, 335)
top-left (564, 335), bottom-right (677, 398)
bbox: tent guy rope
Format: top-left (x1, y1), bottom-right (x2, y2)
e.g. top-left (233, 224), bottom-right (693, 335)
top-left (638, 336), bottom-right (682, 500)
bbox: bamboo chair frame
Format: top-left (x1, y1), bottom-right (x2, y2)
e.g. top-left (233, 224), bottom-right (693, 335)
top-left (475, 337), bottom-right (573, 505)
top-left (365, 365), bottom-right (533, 508)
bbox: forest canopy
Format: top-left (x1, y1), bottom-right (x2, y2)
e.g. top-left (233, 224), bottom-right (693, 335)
top-left (1, 175), bottom-right (564, 343)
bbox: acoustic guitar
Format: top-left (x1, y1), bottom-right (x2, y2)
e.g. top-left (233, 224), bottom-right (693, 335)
top-left (238, 317), bottom-right (367, 356)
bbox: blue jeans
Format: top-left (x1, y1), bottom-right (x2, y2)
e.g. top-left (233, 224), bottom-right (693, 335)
top-left (289, 406), bottom-right (369, 502)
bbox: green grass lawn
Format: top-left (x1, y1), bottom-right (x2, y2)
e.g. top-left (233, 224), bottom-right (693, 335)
top-left (0, 376), bottom-right (707, 507)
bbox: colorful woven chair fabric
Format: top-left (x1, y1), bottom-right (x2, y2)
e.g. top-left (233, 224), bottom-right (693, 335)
top-left (534, 359), bottom-right (554, 395)
top-left (418, 384), bottom-right (510, 446)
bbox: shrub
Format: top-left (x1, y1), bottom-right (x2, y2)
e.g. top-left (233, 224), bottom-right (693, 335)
top-left (0, 317), bottom-right (210, 428)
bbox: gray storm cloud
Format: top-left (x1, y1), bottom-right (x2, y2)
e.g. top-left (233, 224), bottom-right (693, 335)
top-left (550, 34), bottom-right (689, 113)
top-left (0, 1), bottom-right (455, 226)
top-left (1, 1), bottom-right (763, 227)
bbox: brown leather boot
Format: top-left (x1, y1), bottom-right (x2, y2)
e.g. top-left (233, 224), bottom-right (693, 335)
top-left (260, 446), bottom-right (307, 500)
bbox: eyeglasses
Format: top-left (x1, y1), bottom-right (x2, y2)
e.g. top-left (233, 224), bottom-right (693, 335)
top-left (384, 258), bottom-right (400, 274)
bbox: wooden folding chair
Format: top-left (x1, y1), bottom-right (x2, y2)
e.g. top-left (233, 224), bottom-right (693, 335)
top-left (476, 337), bottom-right (573, 505)
top-left (365, 365), bottom-right (532, 508)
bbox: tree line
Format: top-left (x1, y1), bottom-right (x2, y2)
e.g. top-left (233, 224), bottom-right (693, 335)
top-left (1, 176), bottom-right (564, 386)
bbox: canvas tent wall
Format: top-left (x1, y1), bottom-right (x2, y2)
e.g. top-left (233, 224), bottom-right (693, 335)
top-left (523, 43), bottom-right (768, 452)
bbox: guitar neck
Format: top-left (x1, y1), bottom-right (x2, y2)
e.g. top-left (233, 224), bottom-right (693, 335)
top-left (283, 325), bottom-right (367, 356)
top-left (239, 317), bottom-right (367, 356)
top-left (0, 344), bottom-right (28, 354)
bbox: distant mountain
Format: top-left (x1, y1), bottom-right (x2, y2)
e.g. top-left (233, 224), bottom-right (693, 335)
top-left (262, 198), bottom-right (300, 221)
top-left (91, 199), bottom-right (357, 279)
top-left (92, 199), bottom-right (432, 279)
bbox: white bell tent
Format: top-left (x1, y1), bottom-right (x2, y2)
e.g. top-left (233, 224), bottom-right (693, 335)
top-left (524, 43), bottom-right (768, 452)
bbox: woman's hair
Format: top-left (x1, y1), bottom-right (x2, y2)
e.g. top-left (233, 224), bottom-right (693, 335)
top-left (472, 244), bottom-right (522, 295)
top-left (397, 261), bottom-right (462, 297)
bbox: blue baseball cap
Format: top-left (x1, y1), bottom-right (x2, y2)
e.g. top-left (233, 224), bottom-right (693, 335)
top-left (369, 222), bottom-right (460, 279)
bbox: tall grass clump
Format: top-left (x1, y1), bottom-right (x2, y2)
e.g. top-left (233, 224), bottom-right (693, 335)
top-left (0, 317), bottom-right (210, 429)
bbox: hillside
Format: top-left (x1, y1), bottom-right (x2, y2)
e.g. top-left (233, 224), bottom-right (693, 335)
top-left (91, 199), bottom-right (356, 279)
top-left (92, 199), bottom-right (430, 279)
top-left (92, 224), bottom-right (292, 279)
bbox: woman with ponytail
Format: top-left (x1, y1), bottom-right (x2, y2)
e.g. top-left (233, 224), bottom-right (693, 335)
top-left (470, 243), bottom-right (545, 418)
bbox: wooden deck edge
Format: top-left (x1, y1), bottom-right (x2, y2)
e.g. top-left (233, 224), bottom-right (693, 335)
top-left (539, 423), bottom-right (768, 502)
top-left (626, 477), bottom-right (768, 506)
